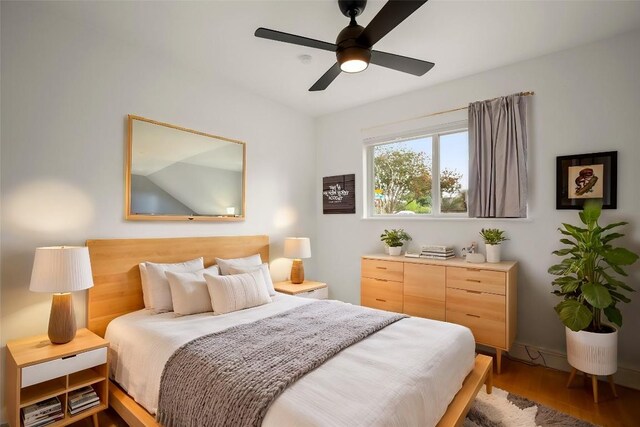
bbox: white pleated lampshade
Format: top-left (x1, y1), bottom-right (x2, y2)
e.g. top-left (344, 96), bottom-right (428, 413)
top-left (284, 237), bottom-right (311, 259)
top-left (30, 246), bottom-right (94, 293)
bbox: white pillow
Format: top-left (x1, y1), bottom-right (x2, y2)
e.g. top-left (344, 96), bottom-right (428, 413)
top-left (140, 257), bottom-right (205, 313)
top-left (166, 265), bottom-right (219, 316)
top-left (204, 271), bottom-right (271, 315)
top-left (228, 263), bottom-right (276, 296)
top-left (215, 254), bottom-right (262, 275)
top-left (139, 263), bottom-right (151, 308)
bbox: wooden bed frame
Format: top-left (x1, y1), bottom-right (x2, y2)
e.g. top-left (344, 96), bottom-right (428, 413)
top-left (86, 235), bottom-right (492, 427)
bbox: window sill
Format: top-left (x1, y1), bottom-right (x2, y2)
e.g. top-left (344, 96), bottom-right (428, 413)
top-left (361, 215), bottom-right (533, 222)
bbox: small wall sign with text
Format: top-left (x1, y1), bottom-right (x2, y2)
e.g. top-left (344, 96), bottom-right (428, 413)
top-left (323, 174), bottom-right (355, 214)
top-left (556, 151), bottom-right (617, 209)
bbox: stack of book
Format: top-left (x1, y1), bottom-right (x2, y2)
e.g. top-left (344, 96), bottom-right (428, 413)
top-left (21, 396), bottom-right (63, 427)
top-left (420, 245), bottom-right (455, 260)
top-left (67, 386), bottom-right (100, 416)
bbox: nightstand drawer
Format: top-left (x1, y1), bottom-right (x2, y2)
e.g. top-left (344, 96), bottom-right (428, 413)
top-left (22, 347), bottom-right (107, 388)
top-left (362, 259), bottom-right (403, 282)
top-left (446, 266), bottom-right (506, 295)
top-left (295, 287), bottom-right (328, 300)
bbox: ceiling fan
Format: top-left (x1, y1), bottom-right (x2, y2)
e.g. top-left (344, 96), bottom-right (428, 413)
top-left (255, 0), bottom-right (434, 91)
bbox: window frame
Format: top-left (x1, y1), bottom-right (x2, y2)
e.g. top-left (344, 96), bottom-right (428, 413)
top-left (363, 120), bottom-right (469, 219)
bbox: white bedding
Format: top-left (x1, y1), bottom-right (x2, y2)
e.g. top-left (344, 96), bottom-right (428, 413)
top-left (106, 294), bottom-right (475, 427)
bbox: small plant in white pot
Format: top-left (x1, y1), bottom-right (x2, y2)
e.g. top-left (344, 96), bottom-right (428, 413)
top-left (479, 228), bottom-right (508, 263)
top-left (380, 229), bottom-right (411, 256)
top-left (549, 201), bottom-right (638, 397)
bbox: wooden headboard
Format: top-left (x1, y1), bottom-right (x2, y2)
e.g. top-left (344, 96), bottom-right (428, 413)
top-left (86, 235), bottom-right (269, 337)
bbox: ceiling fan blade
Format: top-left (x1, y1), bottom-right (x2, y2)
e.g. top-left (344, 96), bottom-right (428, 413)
top-left (309, 63), bottom-right (342, 91)
top-left (255, 28), bottom-right (337, 52)
top-left (370, 50), bottom-right (434, 76)
top-left (357, 0), bottom-right (428, 47)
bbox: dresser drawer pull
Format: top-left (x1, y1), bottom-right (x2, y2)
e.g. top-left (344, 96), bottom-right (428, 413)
top-left (465, 290), bottom-right (482, 294)
top-left (374, 278), bottom-right (388, 282)
top-left (466, 313), bottom-right (481, 318)
top-left (61, 355), bottom-right (77, 360)
top-left (466, 268), bottom-right (481, 272)
top-left (375, 298), bottom-right (387, 302)
top-left (466, 279), bottom-right (481, 283)
top-left (375, 267), bottom-right (388, 270)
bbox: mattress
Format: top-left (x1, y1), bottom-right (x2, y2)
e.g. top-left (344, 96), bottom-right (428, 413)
top-left (105, 294), bottom-right (475, 427)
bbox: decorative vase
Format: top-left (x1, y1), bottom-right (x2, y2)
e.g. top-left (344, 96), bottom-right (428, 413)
top-left (565, 326), bottom-right (618, 375)
top-left (485, 244), bottom-right (501, 263)
top-left (388, 246), bottom-right (402, 256)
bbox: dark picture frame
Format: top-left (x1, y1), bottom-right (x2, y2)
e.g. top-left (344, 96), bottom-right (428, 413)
top-left (323, 174), bottom-right (355, 214)
top-left (556, 151), bottom-right (617, 209)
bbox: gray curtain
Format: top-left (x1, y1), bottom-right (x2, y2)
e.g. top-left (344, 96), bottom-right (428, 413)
top-left (468, 95), bottom-right (528, 218)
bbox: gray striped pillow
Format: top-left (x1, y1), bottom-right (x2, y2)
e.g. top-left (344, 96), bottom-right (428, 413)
top-left (204, 270), bottom-right (271, 315)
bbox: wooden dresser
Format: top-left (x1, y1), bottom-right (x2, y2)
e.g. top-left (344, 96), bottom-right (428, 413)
top-left (361, 254), bottom-right (517, 373)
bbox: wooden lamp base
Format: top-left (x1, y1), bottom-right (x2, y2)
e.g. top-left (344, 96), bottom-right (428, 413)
top-left (48, 293), bottom-right (77, 344)
top-left (290, 259), bottom-right (305, 284)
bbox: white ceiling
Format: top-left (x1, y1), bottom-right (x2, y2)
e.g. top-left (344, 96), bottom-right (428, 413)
top-left (51, 0), bottom-right (640, 117)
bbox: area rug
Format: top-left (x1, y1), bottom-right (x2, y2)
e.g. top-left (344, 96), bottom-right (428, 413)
top-left (464, 387), bottom-right (596, 427)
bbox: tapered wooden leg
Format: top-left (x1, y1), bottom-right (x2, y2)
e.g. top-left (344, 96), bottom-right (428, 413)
top-left (486, 365), bottom-right (493, 394)
top-left (92, 413), bottom-right (99, 427)
top-left (592, 375), bottom-right (599, 404)
top-left (567, 367), bottom-right (578, 387)
top-left (608, 375), bottom-right (618, 398)
top-left (495, 349), bottom-right (502, 374)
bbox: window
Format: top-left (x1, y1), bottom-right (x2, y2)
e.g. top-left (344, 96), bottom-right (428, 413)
top-left (366, 125), bottom-right (469, 217)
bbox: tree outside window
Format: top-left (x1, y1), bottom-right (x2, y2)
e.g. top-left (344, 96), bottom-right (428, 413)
top-left (370, 130), bottom-right (468, 216)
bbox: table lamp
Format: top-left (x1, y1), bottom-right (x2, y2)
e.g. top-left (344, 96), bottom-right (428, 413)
top-left (284, 237), bottom-right (311, 284)
top-left (29, 246), bottom-right (94, 344)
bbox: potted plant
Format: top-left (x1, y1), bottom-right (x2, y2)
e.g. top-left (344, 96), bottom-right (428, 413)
top-left (479, 228), bottom-right (508, 263)
top-left (549, 200), bottom-right (638, 378)
top-left (380, 229), bottom-right (411, 256)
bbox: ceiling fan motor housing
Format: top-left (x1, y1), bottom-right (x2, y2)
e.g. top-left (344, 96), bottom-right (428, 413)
top-left (336, 23), bottom-right (371, 72)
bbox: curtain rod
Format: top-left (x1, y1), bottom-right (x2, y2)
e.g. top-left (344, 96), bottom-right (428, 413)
top-left (362, 91), bottom-right (535, 132)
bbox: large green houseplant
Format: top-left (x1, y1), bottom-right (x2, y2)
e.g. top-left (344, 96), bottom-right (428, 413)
top-left (549, 201), bottom-right (637, 332)
top-left (549, 200), bottom-right (638, 378)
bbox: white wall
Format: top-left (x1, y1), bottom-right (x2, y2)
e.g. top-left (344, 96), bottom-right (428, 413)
top-left (316, 30), bottom-right (640, 382)
top-left (0, 2), bottom-right (316, 420)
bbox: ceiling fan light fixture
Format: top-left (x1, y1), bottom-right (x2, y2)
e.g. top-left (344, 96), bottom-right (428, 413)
top-left (341, 59), bottom-right (368, 73)
top-left (337, 47), bottom-right (371, 73)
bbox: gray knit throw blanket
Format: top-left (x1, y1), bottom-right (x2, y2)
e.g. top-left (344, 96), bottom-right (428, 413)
top-left (157, 300), bottom-right (407, 427)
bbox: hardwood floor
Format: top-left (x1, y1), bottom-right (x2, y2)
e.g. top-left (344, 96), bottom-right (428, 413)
top-left (492, 356), bottom-right (640, 427)
top-left (72, 356), bottom-right (640, 427)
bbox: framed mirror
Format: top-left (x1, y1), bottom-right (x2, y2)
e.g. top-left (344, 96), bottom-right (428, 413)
top-left (126, 115), bottom-right (246, 221)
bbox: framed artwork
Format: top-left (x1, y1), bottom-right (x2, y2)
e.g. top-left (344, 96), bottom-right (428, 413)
top-left (323, 174), bottom-right (355, 214)
top-left (556, 151), bottom-right (617, 209)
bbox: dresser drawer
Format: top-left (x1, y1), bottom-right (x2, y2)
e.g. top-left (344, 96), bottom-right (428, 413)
top-left (361, 277), bottom-right (403, 312)
top-left (361, 259), bottom-right (403, 282)
top-left (22, 347), bottom-right (107, 388)
top-left (446, 288), bottom-right (506, 348)
top-left (446, 266), bottom-right (506, 295)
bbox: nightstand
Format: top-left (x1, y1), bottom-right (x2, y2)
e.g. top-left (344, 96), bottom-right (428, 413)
top-left (5, 328), bottom-right (109, 427)
top-left (274, 280), bottom-right (328, 300)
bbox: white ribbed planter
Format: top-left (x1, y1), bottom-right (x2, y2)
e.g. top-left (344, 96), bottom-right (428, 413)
top-left (566, 326), bottom-right (618, 375)
top-left (486, 244), bottom-right (501, 263)
top-left (388, 246), bottom-right (402, 256)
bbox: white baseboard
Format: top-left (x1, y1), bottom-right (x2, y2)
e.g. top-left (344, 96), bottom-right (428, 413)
top-left (501, 341), bottom-right (640, 391)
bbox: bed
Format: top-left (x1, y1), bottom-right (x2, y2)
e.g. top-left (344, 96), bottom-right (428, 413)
top-left (86, 235), bottom-right (492, 427)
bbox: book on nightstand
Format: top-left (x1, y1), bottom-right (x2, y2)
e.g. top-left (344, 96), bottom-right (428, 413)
top-left (21, 397), bottom-right (63, 427)
top-left (67, 386), bottom-right (100, 415)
